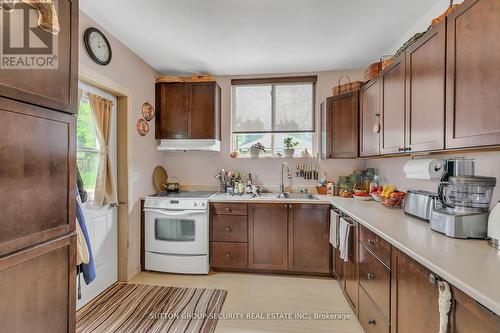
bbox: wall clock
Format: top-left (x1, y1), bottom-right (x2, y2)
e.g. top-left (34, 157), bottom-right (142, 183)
top-left (84, 27), bottom-right (112, 65)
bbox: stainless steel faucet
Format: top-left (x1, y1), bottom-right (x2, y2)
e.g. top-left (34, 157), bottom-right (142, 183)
top-left (278, 162), bottom-right (292, 197)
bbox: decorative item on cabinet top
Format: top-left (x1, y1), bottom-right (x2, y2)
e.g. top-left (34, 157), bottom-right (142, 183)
top-left (332, 75), bottom-right (363, 96)
top-left (156, 74), bottom-right (215, 83)
top-left (0, 0), bottom-right (60, 34)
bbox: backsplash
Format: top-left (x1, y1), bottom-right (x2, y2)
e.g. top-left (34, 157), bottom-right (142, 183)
top-left (366, 151), bottom-right (500, 204)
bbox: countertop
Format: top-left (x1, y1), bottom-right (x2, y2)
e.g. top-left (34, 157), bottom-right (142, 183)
top-left (210, 193), bottom-right (500, 315)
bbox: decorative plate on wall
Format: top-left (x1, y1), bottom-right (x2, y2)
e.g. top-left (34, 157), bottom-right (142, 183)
top-left (142, 102), bottom-right (155, 121)
top-left (136, 119), bottom-right (149, 136)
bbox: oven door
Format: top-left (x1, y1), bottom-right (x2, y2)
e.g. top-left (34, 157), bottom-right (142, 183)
top-left (144, 208), bottom-right (208, 255)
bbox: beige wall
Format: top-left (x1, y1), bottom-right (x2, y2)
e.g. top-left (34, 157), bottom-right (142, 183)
top-left (161, 70), bottom-right (366, 189)
top-left (79, 11), bottom-right (161, 279)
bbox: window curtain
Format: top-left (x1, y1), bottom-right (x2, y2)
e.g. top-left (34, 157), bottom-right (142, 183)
top-left (88, 93), bottom-right (117, 206)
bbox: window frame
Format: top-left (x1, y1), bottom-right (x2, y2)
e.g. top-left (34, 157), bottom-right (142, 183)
top-left (230, 76), bottom-right (317, 157)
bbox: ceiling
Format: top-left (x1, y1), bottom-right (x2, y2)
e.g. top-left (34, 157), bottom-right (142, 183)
top-left (81, 0), bottom-right (436, 76)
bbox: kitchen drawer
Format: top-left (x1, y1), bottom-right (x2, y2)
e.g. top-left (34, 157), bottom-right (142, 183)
top-left (359, 243), bottom-right (391, 320)
top-left (210, 203), bottom-right (248, 215)
top-left (210, 242), bottom-right (247, 269)
top-left (211, 215), bottom-right (247, 243)
top-left (359, 224), bottom-right (391, 267)
top-left (359, 287), bottom-right (390, 333)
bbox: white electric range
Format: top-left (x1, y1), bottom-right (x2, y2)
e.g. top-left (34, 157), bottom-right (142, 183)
top-left (143, 190), bottom-right (218, 274)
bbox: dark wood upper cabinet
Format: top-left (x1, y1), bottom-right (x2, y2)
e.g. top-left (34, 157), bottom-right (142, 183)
top-left (248, 203), bottom-right (288, 271)
top-left (380, 56), bottom-right (406, 155)
top-left (405, 22), bottom-right (446, 153)
top-left (155, 81), bottom-right (221, 140)
top-left (360, 79), bottom-right (381, 157)
top-left (0, 0), bottom-right (78, 114)
top-left (391, 248), bottom-right (440, 333)
top-left (288, 204), bottom-right (330, 273)
top-left (155, 83), bottom-right (189, 139)
top-left (322, 91), bottom-right (360, 159)
top-left (445, 0), bottom-right (500, 149)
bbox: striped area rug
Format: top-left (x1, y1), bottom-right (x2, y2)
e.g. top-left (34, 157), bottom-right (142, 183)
top-left (77, 283), bottom-right (228, 333)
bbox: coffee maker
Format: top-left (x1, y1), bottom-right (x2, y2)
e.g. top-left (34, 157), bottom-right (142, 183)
top-left (430, 158), bottom-right (497, 239)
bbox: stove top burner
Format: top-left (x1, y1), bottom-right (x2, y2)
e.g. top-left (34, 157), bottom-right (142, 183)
top-left (152, 190), bottom-right (218, 199)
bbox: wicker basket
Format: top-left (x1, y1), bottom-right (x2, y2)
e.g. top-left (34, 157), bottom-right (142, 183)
top-left (332, 75), bottom-right (363, 96)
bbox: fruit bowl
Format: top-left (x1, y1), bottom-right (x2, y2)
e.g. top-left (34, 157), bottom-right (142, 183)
top-left (380, 193), bottom-right (406, 208)
top-left (353, 194), bottom-right (373, 201)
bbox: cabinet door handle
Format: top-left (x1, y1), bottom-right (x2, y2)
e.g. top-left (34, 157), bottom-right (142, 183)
top-left (367, 273), bottom-right (376, 280)
top-left (398, 147), bottom-right (405, 152)
top-left (289, 204), bottom-right (292, 210)
top-left (225, 226), bottom-right (232, 232)
top-left (226, 252), bottom-right (231, 258)
top-left (284, 204), bottom-right (287, 208)
top-left (368, 320), bottom-right (376, 325)
top-left (225, 207), bottom-right (232, 212)
top-left (368, 239), bottom-right (375, 246)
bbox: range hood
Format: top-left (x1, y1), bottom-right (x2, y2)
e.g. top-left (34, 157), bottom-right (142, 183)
top-left (157, 139), bottom-right (221, 152)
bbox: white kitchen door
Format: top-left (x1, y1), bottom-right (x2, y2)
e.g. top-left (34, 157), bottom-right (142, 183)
top-left (76, 82), bottom-right (118, 309)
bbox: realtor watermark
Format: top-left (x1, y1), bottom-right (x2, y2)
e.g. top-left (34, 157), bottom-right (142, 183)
top-left (149, 311), bottom-right (352, 321)
top-left (0, 0), bottom-right (58, 69)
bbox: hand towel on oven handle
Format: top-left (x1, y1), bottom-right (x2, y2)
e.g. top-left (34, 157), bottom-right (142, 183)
top-left (329, 210), bottom-right (339, 248)
top-left (339, 217), bottom-right (351, 262)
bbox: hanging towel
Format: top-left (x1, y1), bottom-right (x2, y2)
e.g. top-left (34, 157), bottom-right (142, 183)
top-left (76, 199), bottom-right (96, 284)
top-left (339, 217), bottom-right (351, 262)
top-left (76, 218), bottom-right (90, 265)
top-left (330, 210), bottom-right (339, 248)
top-left (438, 280), bottom-right (452, 333)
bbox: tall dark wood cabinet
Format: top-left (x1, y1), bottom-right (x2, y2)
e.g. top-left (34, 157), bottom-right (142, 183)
top-left (445, 0), bottom-right (500, 149)
top-left (380, 56), bottom-right (406, 155)
top-left (321, 91), bottom-right (360, 158)
top-left (288, 204), bottom-right (330, 273)
top-left (0, 1), bottom-right (78, 332)
top-left (405, 22), bottom-right (446, 153)
top-left (360, 79), bottom-right (381, 157)
top-left (155, 81), bottom-right (221, 140)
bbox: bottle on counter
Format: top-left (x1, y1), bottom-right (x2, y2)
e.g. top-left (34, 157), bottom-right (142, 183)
top-left (246, 173), bottom-right (253, 194)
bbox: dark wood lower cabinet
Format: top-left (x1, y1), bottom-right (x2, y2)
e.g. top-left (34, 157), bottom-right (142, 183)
top-left (359, 286), bottom-right (390, 333)
top-left (0, 235), bottom-right (76, 333)
top-left (288, 204), bottom-right (330, 273)
top-left (343, 217), bottom-right (359, 314)
top-left (248, 203), bottom-right (288, 271)
top-left (390, 248), bottom-right (440, 333)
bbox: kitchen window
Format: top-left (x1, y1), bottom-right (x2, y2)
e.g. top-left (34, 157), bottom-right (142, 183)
top-left (76, 82), bottom-right (117, 202)
top-left (231, 76), bottom-right (316, 157)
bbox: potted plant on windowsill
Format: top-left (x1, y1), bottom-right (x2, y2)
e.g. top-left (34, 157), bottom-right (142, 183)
top-left (249, 142), bottom-right (266, 158)
top-left (283, 137), bottom-right (299, 158)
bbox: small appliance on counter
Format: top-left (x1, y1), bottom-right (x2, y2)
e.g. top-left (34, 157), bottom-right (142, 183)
top-left (403, 190), bottom-right (439, 221)
top-left (487, 201), bottom-right (500, 249)
top-left (430, 176), bottom-right (496, 239)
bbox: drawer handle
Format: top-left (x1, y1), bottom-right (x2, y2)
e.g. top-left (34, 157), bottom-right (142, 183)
top-left (368, 319), bottom-right (376, 325)
top-left (367, 273), bottom-right (376, 280)
top-left (368, 239), bottom-right (375, 246)
top-left (226, 252), bottom-right (231, 258)
top-left (225, 207), bottom-right (232, 212)
top-left (225, 226), bottom-right (232, 232)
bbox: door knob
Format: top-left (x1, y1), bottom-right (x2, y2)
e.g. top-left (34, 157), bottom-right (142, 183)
top-left (225, 207), bottom-right (231, 212)
top-left (367, 273), bottom-right (376, 280)
top-left (368, 239), bottom-right (375, 246)
top-left (368, 320), bottom-right (376, 325)
top-left (225, 226), bottom-right (232, 232)
top-left (226, 252), bottom-right (231, 257)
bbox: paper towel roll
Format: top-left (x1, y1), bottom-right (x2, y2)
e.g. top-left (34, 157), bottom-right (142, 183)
top-left (403, 158), bottom-right (445, 180)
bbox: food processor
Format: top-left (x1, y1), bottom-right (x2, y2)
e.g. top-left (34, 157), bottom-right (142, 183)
top-left (430, 176), bottom-right (497, 238)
